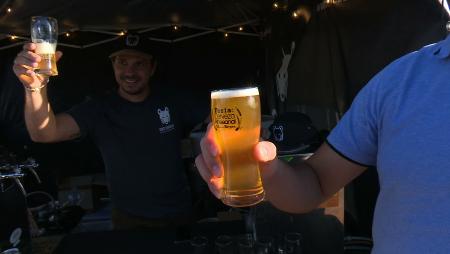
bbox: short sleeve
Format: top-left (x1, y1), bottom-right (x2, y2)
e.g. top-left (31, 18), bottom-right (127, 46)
top-left (65, 98), bottom-right (99, 139)
top-left (327, 73), bottom-right (384, 167)
top-left (174, 89), bottom-right (209, 131)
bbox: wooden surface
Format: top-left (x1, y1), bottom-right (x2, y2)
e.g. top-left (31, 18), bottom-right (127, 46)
top-left (321, 189), bottom-right (344, 224)
top-left (32, 235), bottom-right (64, 254)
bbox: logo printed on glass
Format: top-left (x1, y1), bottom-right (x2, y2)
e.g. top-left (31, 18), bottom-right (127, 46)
top-left (213, 107), bottom-right (242, 131)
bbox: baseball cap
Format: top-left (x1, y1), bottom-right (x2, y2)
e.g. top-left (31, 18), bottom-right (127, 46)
top-left (109, 32), bottom-right (153, 60)
top-left (268, 112), bottom-right (320, 155)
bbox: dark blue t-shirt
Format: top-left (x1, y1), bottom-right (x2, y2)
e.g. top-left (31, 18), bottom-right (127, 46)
top-left (67, 89), bottom-right (207, 219)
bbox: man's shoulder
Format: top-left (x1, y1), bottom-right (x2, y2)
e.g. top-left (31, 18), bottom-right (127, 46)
top-left (390, 38), bottom-right (446, 67)
top-left (72, 90), bottom-right (117, 110)
top-left (153, 83), bottom-right (185, 96)
top-left (90, 90), bottom-right (120, 104)
top-left (376, 39), bottom-right (443, 83)
top-left (152, 85), bottom-right (196, 105)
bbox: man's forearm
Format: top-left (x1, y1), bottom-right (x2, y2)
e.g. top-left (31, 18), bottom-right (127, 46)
top-left (262, 159), bottom-right (326, 213)
top-left (24, 87), bottom-right (57, 142)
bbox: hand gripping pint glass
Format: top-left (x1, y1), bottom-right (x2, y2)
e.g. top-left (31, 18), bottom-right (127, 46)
top-left (30, 16), bottom-right (58, 76)
top-left (211, 87), bottom-right (264, 207)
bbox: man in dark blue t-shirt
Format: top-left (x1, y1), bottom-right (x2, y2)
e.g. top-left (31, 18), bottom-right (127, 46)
top-left (12, 33), bottom-right (207, 229)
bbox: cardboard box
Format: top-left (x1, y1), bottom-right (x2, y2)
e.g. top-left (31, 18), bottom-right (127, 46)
top-left (58, 174), bottom-right (108, 211)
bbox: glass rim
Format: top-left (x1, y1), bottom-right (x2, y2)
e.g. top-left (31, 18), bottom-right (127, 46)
top-left (285, 232), bottom-right (302, 242)
top-left (256, 236), bottom-right (274, 244)
top-left (211, 86), bottom-right (259, 94)
top-left (211, 86), bottom-right (259, 99)
top-left (191, 236), bottom-right (208, 245)
top-left (215, 237), bottom-right (233, 247)
top-left (31, 16), bottom-right (58, 21)
top-left (215, 235), bottom-right (233, 241)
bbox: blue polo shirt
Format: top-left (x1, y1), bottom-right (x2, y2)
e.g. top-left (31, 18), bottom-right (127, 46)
top-left (328, 35), bottom-right (450, 253)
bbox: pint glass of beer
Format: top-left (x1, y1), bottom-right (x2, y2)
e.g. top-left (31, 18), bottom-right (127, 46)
top-left (30, 16), bottom-right (58, 76)
top-left (211, 87), bottom-right (264, 207)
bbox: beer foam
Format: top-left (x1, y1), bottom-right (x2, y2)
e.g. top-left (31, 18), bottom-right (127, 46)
top-left (35, 42), bottom-right (55, 54)
top-left (211, 87), bottom-right (259, 99)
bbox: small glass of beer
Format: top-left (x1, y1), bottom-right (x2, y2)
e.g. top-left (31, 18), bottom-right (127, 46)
top-left (211, 86), bottom-right (264, 207)
top-left (30, 16), bottom-right (58, 76)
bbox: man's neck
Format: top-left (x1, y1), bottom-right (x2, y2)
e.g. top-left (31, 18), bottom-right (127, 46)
top-left (118, 88), bottom-right (150, 102)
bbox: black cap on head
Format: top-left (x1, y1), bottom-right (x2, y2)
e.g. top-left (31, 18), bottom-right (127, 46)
top-left (109, 32), bottom-right (153, 60)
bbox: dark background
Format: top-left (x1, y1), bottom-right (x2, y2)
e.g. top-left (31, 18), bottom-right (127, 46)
top-left (0, 0), bottom-right (448, 240)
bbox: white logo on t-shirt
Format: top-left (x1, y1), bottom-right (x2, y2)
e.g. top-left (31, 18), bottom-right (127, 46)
top-left (157, 107), bottom-right (171, 125)
top-left (157, 106), bottom-right (175, 134)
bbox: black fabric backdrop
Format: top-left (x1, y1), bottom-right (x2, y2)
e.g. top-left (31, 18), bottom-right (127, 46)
top-left (266, 0), bottom-right (449, 237)
top-left (0, 0), bottom-right (449, 238)
top-left (285, 0), bottom-right (448, 114)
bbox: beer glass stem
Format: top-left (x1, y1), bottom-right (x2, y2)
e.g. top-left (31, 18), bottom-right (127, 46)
top-left (244, 207), bottom-right (258, 242)
top-left (251, 207), bottom-right (257, 242)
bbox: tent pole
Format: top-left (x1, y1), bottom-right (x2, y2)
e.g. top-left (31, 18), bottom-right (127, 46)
top-left (138, 25), bottom-right (173, 33)
top-left (57, 43), bottom-right (83, 49)
top-left (147, 37), bottom-right (172, 43)
top-left (172, 31), bottom-right (216, 42)
top-left (80, 30), bottom-right (123, 36)
top-left (0, 42), bottom-right (25, 50)
top-left (216, 30), bottom-right (260, 37)
top-left (219, 19), bottom-right (259, 30)
top-left (82, 37), bottom-right (121, 48)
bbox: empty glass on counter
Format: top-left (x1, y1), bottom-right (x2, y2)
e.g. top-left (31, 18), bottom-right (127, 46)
top-left (255, 236), bottom-right (275, 254)
top-left (215, 235), bottom-right (234, 254)
top-left (190, 236), bottom-right (208, 254)
top-left (284, 232), bottom-right (302, 254)
top-left (238, 234), bottom-right (255, 254)
top-left (206, 231), bottom-right (301, 254)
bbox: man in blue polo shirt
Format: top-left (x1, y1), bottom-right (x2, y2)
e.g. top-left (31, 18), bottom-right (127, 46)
top-left (195, 16), bottom-right (450, 254)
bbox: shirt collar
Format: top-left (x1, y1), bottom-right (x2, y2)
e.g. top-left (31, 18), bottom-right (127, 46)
top-left (433, 34), bottom-right (450, 59)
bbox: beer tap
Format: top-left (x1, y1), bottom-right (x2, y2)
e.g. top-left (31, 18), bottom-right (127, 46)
top-left (18, 158), bottom-right (41, 184)
top-left (13, 177), bottom-right (27, 196)
top-left (0, 157), bottom-right (40, 195)
top-left (0, 172), bottom-right (26, 180)
top-left (0, 167), bottom-right (25, 194)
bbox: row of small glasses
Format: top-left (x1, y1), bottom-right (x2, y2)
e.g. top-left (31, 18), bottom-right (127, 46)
top-left (190, 232), bottom-right (302, 254)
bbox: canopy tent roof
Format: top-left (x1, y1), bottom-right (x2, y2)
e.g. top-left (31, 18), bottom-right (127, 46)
top-left (0, 0), bottom-right (283, 50)
top-left (0, 0), bottom-right (325, 50)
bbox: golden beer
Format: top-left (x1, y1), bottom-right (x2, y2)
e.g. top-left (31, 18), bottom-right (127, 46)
top-left (31, 16), bottom-right (58, 76)
top-left (34, 42), bottom-right (58, 76)
top-left (211, 87), bottom-right (264, 207)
